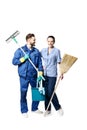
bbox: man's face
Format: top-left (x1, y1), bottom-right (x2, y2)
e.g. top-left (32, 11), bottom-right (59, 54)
top-left (27, 36), bottom-right (36, 47)
top-left (47, 38), bottom-right (54, 48)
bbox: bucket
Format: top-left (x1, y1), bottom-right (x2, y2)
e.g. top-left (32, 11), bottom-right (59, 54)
top-left (31, 87), bottom-right (45, 101)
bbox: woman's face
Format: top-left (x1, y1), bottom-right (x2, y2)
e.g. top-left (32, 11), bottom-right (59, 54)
top-left (47, 37), bottom-right (54, 48)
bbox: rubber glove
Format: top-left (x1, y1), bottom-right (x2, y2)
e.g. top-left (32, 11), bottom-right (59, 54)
top-left (20, 54), bottom-right (29, 63)
top-left (37, 71), bottom-right (44, 81)
top-left (39, 87), bottom-right (45, 95)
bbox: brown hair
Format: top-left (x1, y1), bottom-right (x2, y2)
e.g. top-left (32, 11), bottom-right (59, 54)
top-left (26, 33), bottom-right (35, 41)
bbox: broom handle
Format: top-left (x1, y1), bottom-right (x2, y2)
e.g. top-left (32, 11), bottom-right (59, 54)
top-left (44, 75), bottom-right (62, 115)
top-left (13, 37), bottom-right (38, 72)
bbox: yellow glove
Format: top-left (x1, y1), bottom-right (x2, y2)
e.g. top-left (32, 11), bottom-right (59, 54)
top-left (37, 71), bottom-right (45, 81)
top-left (20, 54), bottom-right (29, 63)
top-left (38, 71), bottom-right (43, 76)
top-left (20, 57), bottom-right (25, 63)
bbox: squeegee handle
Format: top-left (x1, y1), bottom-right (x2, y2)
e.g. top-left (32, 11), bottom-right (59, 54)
top-left (20, 46), bottom-right (38, 72)
top-left (13, 37), bottom-right (18, 43)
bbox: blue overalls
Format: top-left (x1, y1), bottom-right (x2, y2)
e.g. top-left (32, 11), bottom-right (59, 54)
top-left (12, 45), bottom-right (43, 113)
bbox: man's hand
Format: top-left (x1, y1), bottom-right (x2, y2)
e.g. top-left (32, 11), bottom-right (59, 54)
top-left (20, 54), bottom-right (29, 63)
top-left (37, 71), bottom-right (45, 81)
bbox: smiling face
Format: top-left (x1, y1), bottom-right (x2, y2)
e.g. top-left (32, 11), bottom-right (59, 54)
top-left (47, 37), bottom-right (55, 48)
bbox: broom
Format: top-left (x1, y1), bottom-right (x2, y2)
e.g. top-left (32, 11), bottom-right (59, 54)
top-left (44, 54), bottom-right (78, 116)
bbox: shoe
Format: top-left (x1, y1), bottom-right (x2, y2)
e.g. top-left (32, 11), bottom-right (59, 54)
top-left (33, 109), bottom-right (43, 114)
top-left (44, 110), bottom-right (51, 116)
top-left (57, 108), bottom-right (64, 116)
top-left (22, 113), bottom-right (28, 118)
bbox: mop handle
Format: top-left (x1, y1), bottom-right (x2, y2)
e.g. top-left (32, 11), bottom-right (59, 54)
top-left (13, 37), bottom-right (38, 72)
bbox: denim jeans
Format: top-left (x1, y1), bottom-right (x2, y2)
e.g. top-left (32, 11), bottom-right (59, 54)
top-left (44, 76), bottom-right (61, 111)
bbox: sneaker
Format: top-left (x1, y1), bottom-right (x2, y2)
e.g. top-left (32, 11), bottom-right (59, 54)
top-left (34, 109), bottom-right (43, 114)
top-left (22, 113), bottom-right (28, 118)
top-left (44, 110), bottom-right (51, 116)
top-left (57, 108), bottom-right (64, 116)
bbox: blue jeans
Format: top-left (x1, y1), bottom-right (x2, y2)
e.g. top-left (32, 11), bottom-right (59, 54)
top-left (20, 76), bottom-right (39, 113)
top-left (44, 76), bottom-right (61, 111)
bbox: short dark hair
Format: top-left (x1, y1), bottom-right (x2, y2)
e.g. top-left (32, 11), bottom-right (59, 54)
top-left (47, 36), bottom-right (55, 43)
top-left (26, 33), bottom-right (35, 41)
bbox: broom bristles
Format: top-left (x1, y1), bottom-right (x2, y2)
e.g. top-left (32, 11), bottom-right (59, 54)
top-left (59, 54), bottom-right (78, 74)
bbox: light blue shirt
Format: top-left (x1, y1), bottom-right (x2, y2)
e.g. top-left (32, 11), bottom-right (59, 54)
top-left (41, 47), bottom-right (61, 77)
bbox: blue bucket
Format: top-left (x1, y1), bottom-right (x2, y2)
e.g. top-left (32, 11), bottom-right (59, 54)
top-left (31, 87), bottom-right (45, 101)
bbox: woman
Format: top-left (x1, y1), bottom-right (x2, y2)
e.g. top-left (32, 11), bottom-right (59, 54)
top-left (41, 36), bottom-right (64, 116)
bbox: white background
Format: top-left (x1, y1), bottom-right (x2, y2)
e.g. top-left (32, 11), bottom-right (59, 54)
top-left (0, 0), bottom-right (87, 129)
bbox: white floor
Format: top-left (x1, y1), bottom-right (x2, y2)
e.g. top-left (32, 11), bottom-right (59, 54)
top-left (0, 64), bottom-right (87, 130)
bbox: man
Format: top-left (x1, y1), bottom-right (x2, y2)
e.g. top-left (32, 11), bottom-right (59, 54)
top-left (12, 33), bottom-right (43, 117)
